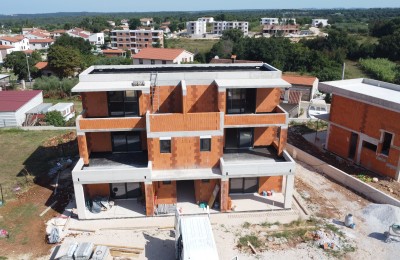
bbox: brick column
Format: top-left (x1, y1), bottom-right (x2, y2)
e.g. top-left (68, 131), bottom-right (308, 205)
top-left (77, 133), bottom-right (89, 165)
top-left (218, 91), bottom-right (226, 113)
top-left (220, 178), bottom-right (229, 212)
top-left (278, 126), bottom-right (288, 156)
top-left (145, 182), bottom-right (155, 216)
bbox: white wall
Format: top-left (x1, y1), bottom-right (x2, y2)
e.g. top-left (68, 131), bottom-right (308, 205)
top-left (312, 19), bottom-right (329, 27)
top-left (186, 21), bottom-right (206, 35)
top-left (29, 42), bottom-right (53, 50)
top-left (133, 59), bottom-right (174, 65)
top-left (261, 18), bottom-right (279, 25)
top-left (174, 51), bottom-right (194, 64)
top-left (89, 33), bottom-right (105, 46)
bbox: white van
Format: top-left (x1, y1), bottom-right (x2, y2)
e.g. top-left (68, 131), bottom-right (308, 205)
top-left (308, 99), bottom-right (328, 119)
top-left (175, 211), bottom-right (219, 260)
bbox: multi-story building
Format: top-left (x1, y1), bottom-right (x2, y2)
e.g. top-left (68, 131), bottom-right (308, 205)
top-left (198, 17), bottom-right (215, 23)
top-left (186, 21), bottom-right (207, 36)
top-left (28, 38), bottom-right (54, 50)
top-left (262, 25), bottom-right (300, 36)
top-left (110, 29), bottom-right (164, 54)
top-left (260, 18), bottom-right (279, 25)
top-left (71, 63), bottom-right (296, 220)
top-left (67, 28), bottom-right (105, 48)
top-left (319, 78), bottom-right (400, 181)
top-left (212, 21), bottom-right (249, 35)
top-left (0, 36), bottom-right (30, 51)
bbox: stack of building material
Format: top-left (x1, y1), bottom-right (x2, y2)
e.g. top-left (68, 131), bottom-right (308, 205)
top-left (56, 242), bottom-right (78, 260)
top-left (92, 246), bottom-right (110, 260)
top-left (74, 242), bottom-right (94, 260)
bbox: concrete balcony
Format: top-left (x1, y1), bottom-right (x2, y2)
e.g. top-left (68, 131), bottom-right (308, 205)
top-left (224, 106), bottom-right (288, 128)
top-left (219, 148), bottom-right (295, 177)
top-left (147, 112), bottom-right (223, 136)
top-left (72, 153), bottom-right (152, 184)
top-left (76, 113), bottom-right (146, 132)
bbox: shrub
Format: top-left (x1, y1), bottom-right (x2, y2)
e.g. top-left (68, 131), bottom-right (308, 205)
top-left (359, 58), bottom-right (397, 82)
top-left (45, 111), bottom-right (65, 127)
top-left (33, 76), bottom-right (78, 98)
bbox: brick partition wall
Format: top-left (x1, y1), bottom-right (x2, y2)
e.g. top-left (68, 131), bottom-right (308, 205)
top-left (154, 181), bottom-right (177, 205)
top-left (185, 85), bottom-right (218, 113)
top-left (256, 88), bottom-right (282, 113)
top-left (88, 132), bottom-right (112, 152)
top-left (194, 179), bottom-right (220, 203)
top-left (156, 85), bottom-right (183, 113)
top-left (82, 92), bottom-right (109, 117)
top-left (145, 183), bottom-right (155, 216)
top-left (77, 134), bottom-right (89, 164)
top-left (218, 92), bottom-right (226, 112)
top-left (85, 184), bottom-right (110, 198)
top-left (258, 176), bottom-right (283, 193)
top-left (254, 127), bottom-right (277, 146)
top-left (220, 179), bottom-right (229, 212)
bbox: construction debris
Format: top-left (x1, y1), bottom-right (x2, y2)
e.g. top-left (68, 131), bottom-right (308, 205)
top-left (0, 229), bottom-right (9, 238)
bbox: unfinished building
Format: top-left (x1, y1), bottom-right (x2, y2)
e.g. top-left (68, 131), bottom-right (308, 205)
top-left (71, 63), bottom-right (296, 219)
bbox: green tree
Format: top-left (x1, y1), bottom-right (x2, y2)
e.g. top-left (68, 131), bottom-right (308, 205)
top-left (221, 29), bottom-right (244, 43)
top-left (128, 18), bottom-right (141, 30)
top-left (53, 34), bottom-right (92, 55)
top-left (33, 76), bottom-right (78, 97)
top-left (48, 45), bottom-right (82, 78)
top-left (45, 111), bottom-right (65, 127)
top-left (3, 51), bottom-right (41, 80)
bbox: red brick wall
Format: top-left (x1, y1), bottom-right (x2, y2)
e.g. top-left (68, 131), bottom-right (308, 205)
top-left (82, 92), bottom-right (108, 117)
top-left (185, 85), bottom-right (218, 113)
top-left (194, 179), bottom-right (219, 203)
top-left (77, 135), bottom-right (89, 164)
top-left (218, 92), bottom-right (226, 112)
top-left (79, 117), bottom-right (145, 130)
top-left (224, 114), bottom-right (286, 126)
top-left (88, 132), bottom-right (112, 152)
top-left (145, 183), bottom-right (154, 216)
top-left (85, 184), bottom-right (110, 198)
top-left (256, 88), bottom-right (282, 113)
top-left (254, 127), bottom-right (277, 146)
top-left (154, 181), bottom-right (177, 205)
top-left (328, 125), bottom-right (353, 158)
top-left (258, 176), bottom-right (283, 193)
top-left (148, 136), bottom-right (223, 170)
top-left (139, 92), bottom-right (150, 116)
top-left (220, 180), bottom-right (229, 212)
top-left (157, 85), bottom-right (182, 113)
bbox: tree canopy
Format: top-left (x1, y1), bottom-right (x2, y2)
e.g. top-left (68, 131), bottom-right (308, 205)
top-left (128, 18), bottom-right (141, 30)
top-left (48, 45), bottom-right (82, 78)
top-left (53, 34), bottom-right (92, 55)
top-left (3, 51), bottom-right (41, 80)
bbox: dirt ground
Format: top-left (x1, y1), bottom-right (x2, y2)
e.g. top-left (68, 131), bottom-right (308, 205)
top-left (289, 125), bottom-right (400, 201)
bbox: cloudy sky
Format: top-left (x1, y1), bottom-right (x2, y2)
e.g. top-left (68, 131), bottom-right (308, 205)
top-left (2, 0), bottom-right (399, 14)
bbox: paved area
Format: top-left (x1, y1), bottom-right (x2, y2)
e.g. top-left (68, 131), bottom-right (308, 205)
top-left (223, 147), bottom-right (285, 162)
top-left (87, 152), bottom-right (148, 168)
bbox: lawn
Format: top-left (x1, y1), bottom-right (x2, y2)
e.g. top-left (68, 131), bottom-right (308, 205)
top-left (0, 128), bottom-right (73, 200)
top-left (344, 59), bottom-right (368, 79)
top-left (166, 38), bottom-right (218, 54)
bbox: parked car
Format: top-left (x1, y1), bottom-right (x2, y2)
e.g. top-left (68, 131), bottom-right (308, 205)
top-left (308, 99), bottom-right (328, 119)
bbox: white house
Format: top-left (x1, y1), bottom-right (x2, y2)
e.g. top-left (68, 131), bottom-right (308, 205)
top-left (260, 18), bottom-right (279, 25)
top-left (0, 45), bottom-right (14, 64)
top-left (140, 18), bottom-right (154, 27)
top-left (48, 103), bottom-right (75, 121)
top-left (0, 36), bottom-right (30, 51)
top-left (198, 17), bottom-right (214, 23)
top-left (186, 21), bottom-right (207, 35)
top-left (29, 38), bottom-right (54, 50)
top-left (281, 18), bottom-right (297, 25)
top-left (89, 33), bottom-right (105, 47)
top-left (312, 19), bottom-right (329, 27)
top-left (0, 90), bottom-right (43, 127)
top-left (67, 28), bottom-right (104, 47)
top-left (132, 48), bottom-right (194, 65)
top-left (212, 21), bottom-right (249, 35)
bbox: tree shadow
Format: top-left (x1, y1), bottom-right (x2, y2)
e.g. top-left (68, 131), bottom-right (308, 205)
top-left (143, 232), bottom-right (175, 260)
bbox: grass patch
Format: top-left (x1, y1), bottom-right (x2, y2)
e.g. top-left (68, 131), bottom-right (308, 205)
top-left (289, 120), bottom-right (328, 135)
top-left (324, 223), bottom-right (344, 237)
top-left (356, 174), bottom-right (373, 183)
top-left (166, 38), bottom-right (217, 54)
top-left (242, 221), bottom-right (251, 228)
top-left (261, 221), bottom-right (280, 228)
top-left (238, 235), bottom-right (261, 248)
top-left (0, 257), bottom-right (8, 260)
top-left (0, 129), bottom-right (73, 199)
top-left (344, 60), bottom-right (368, 79)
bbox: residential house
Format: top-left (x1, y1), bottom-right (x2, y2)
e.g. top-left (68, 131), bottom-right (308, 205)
top-left (107, 21), bottom-right (116, 27)
top-left (35, 61), bottom-right (55, 77)
top-left (29, 38), bottom-right (54, 51)
top-left (282, 75), bottom-right (319, 102)
top-left (198, 17), bottom-right (214, 23)
top-left (89, 33), bottom-right (105, 47)
top-left (67, 28), bottom-right (105, 47)
top-left (0, 35), bottom-right (30, 51)
top-left (262, 25), bottom-right (300, 36)
top-left (0, 45), bottom-right (14, 64)
top-left (48, 103), bottom-right (75, 121)
top-left (140, 18), bottom-right (154, 27)
top-left (71, 63), bottom-right (295, 219)
top-left (50, 29), bottom-right (66, 39)
top-left (110, 29), bottom-right (164, 54)
top-left (212, 21), bottom-right (249, 35)
top-left (312, 19), bottom-right (329, 27)
top-left (260, 18), bottom-right (279, 25)
top-left (132, 48), bottom-right (194, 65)
top-left (102, 49), bottom-right (127, 57)
top-left (0, 90), bottom-right (43, 127)
top-left (186, 21), bottom-right (207, 36)
top-left (319, 78), bottom-right (400, 181)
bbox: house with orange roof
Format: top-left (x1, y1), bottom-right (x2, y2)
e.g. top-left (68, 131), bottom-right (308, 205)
top-left (282, 74), bottom-right (319, 102)
top-left (0, 45), bottom-right (15, 64)
top-left (50, 29), bottom-right (66, 39)
top-left (101, 49), bottom-right (126, 57)
top-left (0, 35), bottom-right (29, 52)
top-left (34, 61), bottom-right (56, 77)
top-left (132, 48), bottom-right (194, 65)
top-left (29, 38), bottom-right (54, 51)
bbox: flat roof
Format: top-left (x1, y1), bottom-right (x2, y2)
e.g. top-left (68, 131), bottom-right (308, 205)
top-left (26, 103), bottom-right (52, 114)
top-left (73, 81), bottom-right (150, 93)
top-left (48, 102), bottom-right (74, 111)
top-left (319, 78), bottom-right (400, 112)
top-left (215, 78), bottom-right (291, 89)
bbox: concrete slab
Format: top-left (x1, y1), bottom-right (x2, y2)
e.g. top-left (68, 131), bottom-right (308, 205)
top-left (229, 193), bottom-right (285, 212)
top-left (223, 147), bottom-right (284, 163)
top-left (84, 199), bottom-right (146, 219)
top-left (86, 152), bottom-right (148, 169)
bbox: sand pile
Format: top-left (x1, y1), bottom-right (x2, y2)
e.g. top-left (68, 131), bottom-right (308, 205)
top-left (362, 204), bottom-right (400, 232)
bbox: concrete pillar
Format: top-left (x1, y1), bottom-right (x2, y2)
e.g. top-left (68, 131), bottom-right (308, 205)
top-left (284, 175), bottom-right (294, 209)
top-left (220, 178), bottom-right (229, 212)
top-left (145, 182), bottom-right (155, 216)
top-left (77, 133), bottom-right (89, 165)
top-left (73, 183), bottom-right (86, 219)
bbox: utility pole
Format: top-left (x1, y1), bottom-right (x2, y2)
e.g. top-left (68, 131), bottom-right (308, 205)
top-left (341, 62), bottom-right (346, 80)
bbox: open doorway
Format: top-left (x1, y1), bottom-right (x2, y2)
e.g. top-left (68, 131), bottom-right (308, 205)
top-left (177, 180), bottom-right (195, 203)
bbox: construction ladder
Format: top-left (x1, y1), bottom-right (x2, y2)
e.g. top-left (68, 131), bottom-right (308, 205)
top-left (150, 72), bottom-right (159, 113)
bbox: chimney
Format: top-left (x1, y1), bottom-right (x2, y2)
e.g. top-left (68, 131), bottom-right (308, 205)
top-left (231, 55), bottom-right (237, 63)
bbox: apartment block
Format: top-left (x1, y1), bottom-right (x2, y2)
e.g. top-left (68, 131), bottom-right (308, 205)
top-left (212, 21), bottom-right (249, 35)
top-left (260, 18), bottom-right (279, 25)
top-left (198, 17), bottom-right (215, 23)
top-left (110, 29), bottom-right (164, 54)
top-left (186, 21), bottom-right (207, 35)
top-left (71, 63), bottom-right (296, 219)
top-left (319, 79), bottom-right (400, 181)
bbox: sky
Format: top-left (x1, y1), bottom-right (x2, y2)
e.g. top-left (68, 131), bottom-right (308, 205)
top-left (2, 0), bottom-right (400, 14)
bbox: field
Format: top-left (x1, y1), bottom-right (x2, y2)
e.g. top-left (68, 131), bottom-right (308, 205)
top-left (0, 128), bottom-right (73, 200)
top-left (166, 38), bottom-right (218, 54)
top-left (344, 59), bottom-right (368, 79)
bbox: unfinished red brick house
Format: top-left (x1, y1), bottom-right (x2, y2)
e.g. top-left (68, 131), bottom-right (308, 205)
top-left (72, 63), bottom-right (296, 219)
top-left (319, 78), bottom-right (400, 181)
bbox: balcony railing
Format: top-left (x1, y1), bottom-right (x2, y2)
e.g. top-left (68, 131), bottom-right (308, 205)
top-left (77, 111), bottom-right (145, 131)
top-left (224, 106), bottom-right (287, 127)
top-left (148, 112), bottom-right (222, 132)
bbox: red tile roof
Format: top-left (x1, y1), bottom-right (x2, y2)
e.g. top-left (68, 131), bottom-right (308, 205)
top-left (23, 50), bottom-right (34, 54)
top-left (27, 31), bottom-right (49, 38)
top-left (29, 38), bottom-right (54, 43)
top-left (51, 30), bottom-right (66, 34)
top-left (133, 48), bottom-right (191, 61)
top-left (0, 36), bottom-right (25, 43)
top-left (35, 62), bottom-right (49, 70)
top-left (0, 45), bottom-right (14, 50)
top-left (102, 49), bottom-right (126, 54)
top-left (282, 75), bottom-right (317, 86)
top-left (0, 90), bottom-right (42, 112)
